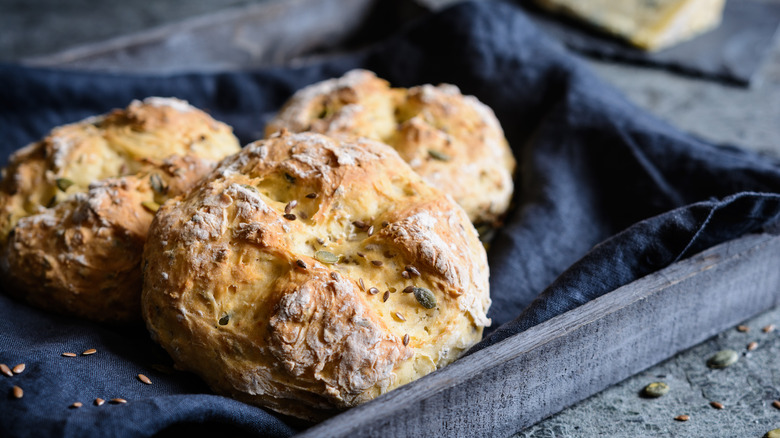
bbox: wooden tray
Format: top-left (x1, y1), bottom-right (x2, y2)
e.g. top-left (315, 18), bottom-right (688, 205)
top-left (20, 1), bottom-right (780, 435)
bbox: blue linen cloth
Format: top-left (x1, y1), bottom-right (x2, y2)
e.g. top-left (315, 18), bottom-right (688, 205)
top-left (2, 1), bottom-right (780, 436)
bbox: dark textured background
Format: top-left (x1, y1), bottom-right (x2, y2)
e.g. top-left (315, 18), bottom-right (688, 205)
top-left (2, 1), bottom-right (780, 436)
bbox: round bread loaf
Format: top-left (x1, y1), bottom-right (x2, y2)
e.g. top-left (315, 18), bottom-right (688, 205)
top-left (0, 97), bottom-right (241, 322)
top-left (264, 69), bottom-right (515, 227)
top-left (142, 131), bottom-right (491, 420)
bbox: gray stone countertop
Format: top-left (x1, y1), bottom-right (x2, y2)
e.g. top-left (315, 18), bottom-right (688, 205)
top-left (3, 0), bottom-right (780, 436)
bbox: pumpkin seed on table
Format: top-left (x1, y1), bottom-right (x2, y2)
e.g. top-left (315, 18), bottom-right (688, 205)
top-left (709, 401), bottom-right (724, 410)
top-left (674, 414), bottom-right (689, 422)
top-left (642, 382), bottom-right (669, 398)
top-left (11, 385), bottom-right (23, 399)
top-left (12, 364), bottom-right (25, 374)
top-left (0, 363), bottom-right (12, 377)
top-left (707, 349), bottom-right (738, 368)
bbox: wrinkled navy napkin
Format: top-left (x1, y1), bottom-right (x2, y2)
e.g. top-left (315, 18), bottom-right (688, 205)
top-left (520, 0), bottom-right (780, 86)
top-left (2, 1), bottom-right (780, 437)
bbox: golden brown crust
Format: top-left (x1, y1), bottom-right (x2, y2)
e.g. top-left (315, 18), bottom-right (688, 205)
top-left (142, 131), bottom-right (490, 420)
top-left (0, 98), bottom-right (241, 322)
top-left (264, 69), bottom-right (516, 226)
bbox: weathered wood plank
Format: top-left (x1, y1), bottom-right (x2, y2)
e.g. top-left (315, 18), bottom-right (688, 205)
top-left (297, 233), bottom-right (780, 437)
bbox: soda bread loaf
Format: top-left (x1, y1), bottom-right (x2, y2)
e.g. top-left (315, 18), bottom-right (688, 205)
top-left (0, 97), bottom-right (241, 322)
top-left (264, 69), bottom-right (515, 228)
top-left (142, 131), bottom-right (491, 420)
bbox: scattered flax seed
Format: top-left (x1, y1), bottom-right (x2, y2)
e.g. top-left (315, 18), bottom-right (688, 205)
top-left (772, 400), bottom-right (780, 410)
top-left (0, 364), bottom-right (12, 377)
top-left (357, 252), bottom-right (366, 258)
top-left (137, 374), bottom-right (152, 385)
top-left (330, 272), bottom-right (340, 281)
top-left (283, 213), bottom-right (297, 221)
top-left (110, 398), bottom-right (127, 404)
top-left (367, 226), bottom-right (374, 236)
top-left (12, 364), bottom-right (25, 374)
top-left (316, 238), bottom-right (325, 245)
top-left (403, 334), bottom-right (410, 346)
top-left (710, 401), bottom-right (724, 410)
top-left (371, 260), bottom-right (383, 267)
top-left (748, 341), bottom-right (758, 351)
top-left (674, 414), bottom-right (689, 422)
top-left (737, 325), bottom-right (750, 333)
top-left (383, 291), bottom-right (390, 302)
top-left (393, 312), bottom-right (406, 322)
top-left (403, 286), bottom-right (415, 294)
top-left (82, 349), bottom-right (97, 356)
top-left (305, 192), bottom-right (318, 199)
top-left (381, 221), bottom-right (389, 228)
top-left (299, 211), bottom-right (308, 220)
top-left (359, 278), bottom-right (366, 291)
top-left (406, 265), bottom-right (421, 277)
top-left (62, 352), bottom-right (77, 358)
top-left (763, 324), bottom-right (776, 333)
top-left (95, 398), bottom-right (105, 406)
top-left (369, 287), bottom-right (379, 295)
top-left (296, 259), bottom-right (307, 269)
top-left (284, 200), bottom-right (298, 214)
top-left (12, 385), bottom-right (23, 399)
top-left (70, 402), bottom-right (83, 409)
top-left (353, 220), bottom-right (368, 229)
top-left (401, 271), bottom-right (410, 279)
top-left (219, 314), bottom-right (230, 326)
